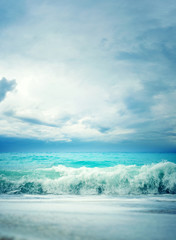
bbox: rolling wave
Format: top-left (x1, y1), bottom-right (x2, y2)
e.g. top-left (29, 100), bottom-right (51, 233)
top-left (0, 161), bottom-right (176, 195)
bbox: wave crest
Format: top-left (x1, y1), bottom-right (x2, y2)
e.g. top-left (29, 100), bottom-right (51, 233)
top-left (0, 161), bottom-right (176, 195)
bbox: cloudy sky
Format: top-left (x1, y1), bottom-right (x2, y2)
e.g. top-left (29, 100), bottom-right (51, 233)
top-left (0, 0), bottom-right (176, 152)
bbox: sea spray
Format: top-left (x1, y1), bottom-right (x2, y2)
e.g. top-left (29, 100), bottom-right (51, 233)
top-left (0, 161), bottom-right (176, 195)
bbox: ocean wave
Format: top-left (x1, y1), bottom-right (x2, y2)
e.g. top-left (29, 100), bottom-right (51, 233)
top-left (0, 161), bottom-right (176, 195)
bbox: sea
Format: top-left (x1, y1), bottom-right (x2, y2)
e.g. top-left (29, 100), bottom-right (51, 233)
top-left (0, 152), bottom-right (176, 240)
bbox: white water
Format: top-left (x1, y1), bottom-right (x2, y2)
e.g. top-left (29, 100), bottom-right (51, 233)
top-left (1, 162), bottom-right (176, 195)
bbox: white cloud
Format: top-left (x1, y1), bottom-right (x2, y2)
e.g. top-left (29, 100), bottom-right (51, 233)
top-left (0, 0), bottom-right (176, 145)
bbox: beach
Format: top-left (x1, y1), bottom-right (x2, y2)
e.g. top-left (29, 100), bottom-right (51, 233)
top-left (0, 195), bottom-right (176, 240)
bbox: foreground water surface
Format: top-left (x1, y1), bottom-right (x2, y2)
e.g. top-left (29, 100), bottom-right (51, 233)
top-left (0, 195), bottom-right (176, 240)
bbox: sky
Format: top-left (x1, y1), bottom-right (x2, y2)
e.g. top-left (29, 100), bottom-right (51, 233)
top-left (0, 0), bottom-right (176, 152)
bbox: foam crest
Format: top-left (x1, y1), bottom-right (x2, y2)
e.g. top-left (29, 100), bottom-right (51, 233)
top-left (0, 162), bottom-right (176, 195)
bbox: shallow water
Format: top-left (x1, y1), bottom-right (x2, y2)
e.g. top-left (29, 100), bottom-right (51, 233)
top-left (0, 195), bottom-right (176, 240)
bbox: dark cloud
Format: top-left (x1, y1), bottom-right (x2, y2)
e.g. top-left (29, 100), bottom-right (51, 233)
top-left (125, 117), bottom-right (176, 144)
top-left (17, 116), bottom-right (58, 127)
top-left (0, 77), bottom-right (16, 102)
top-left (4, 111), bottom-right (57, 127)
top-left (4, 110), bottom-right (71, 128)
top-left (125, 96), bottom-right (150, 114)
top-left (16, 115), bottom-right (71, 127)
top-left (98, 127), bottom-right (111, 133)
top-left (82, 118), bottom-right (112, 134)
top-left (116, 25), bottom-right (176, 121)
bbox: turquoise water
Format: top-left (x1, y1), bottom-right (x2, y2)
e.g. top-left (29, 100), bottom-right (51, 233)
top-left (1, 152), bottom-right (176, 169)
top-left (0, 153), bottom-right (176, 195)
top-left (0, 153), bottom-right (176, 240)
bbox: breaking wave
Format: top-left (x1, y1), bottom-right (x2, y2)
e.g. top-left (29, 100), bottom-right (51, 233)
top-left (0, 161), bottom-right (176, 195)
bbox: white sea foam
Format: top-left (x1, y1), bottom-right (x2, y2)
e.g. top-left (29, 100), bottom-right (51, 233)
top-left (0, 161), bottom-right (176, 195)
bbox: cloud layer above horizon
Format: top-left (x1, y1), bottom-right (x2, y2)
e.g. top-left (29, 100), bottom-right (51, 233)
top-left (0, 0), bottom-right (176, 150)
